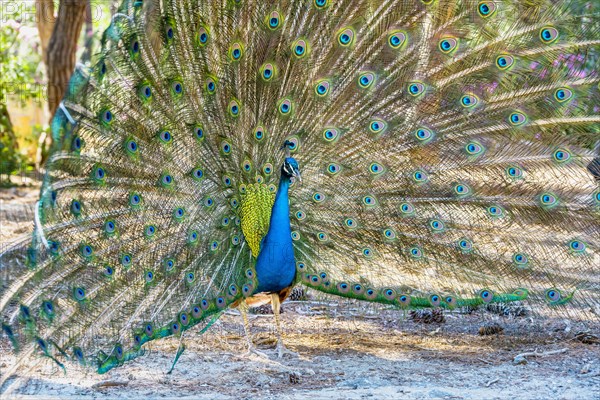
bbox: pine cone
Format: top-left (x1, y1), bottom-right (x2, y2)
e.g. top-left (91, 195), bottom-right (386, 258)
top-left (478, 322), bottom-right (504, 336)
top-left (409, 309), bottom-right (445, 324)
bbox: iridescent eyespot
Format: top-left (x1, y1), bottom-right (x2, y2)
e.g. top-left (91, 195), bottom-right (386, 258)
top-left (479, 289), bottom-right (494, 303)
top-left (121, 254), bottom-right (132, 268)
top-left (369, 162), bottom-right (384, 174)
top-left (338, 28), bottom-right (355, 46)
top-left (369, 119), bottom-right (386, 133)
top-left (569, 240), bottom-right (586, 253)
top-left (70, 135), bottom-right (82, 152)
top-left (160, 173), bottom-right (174, 187)
top-left (291, 231), bottom-right (300, 240)
top-left (314, 0), bottom-right (329, 9)
top-left (315, 80), bottom-right (330, 96)
top-left (204, 197), bottom-right (214, 207)
top-left (327, 163), bottom-right (341, 175)
top-left (388, 30), bottom-right (407, 49)
top-left (540, 26), bottom-right (559, 44)
top-left (159, 130), bottom-right (172, 143)
top-left (554, 87), bottom-right (573, 103)
top-left (429, 295), bottom-right (441, 307)
top-left (506, 165), bottom-right (523, 179)
top-left (409, 246), bottom-right (422, 259)
top-left (383, 228), bottom-right (396, 240)
top-left (317, 232), bottom-right (328, 241)
top-left (429, 219), bottom-right (445, 232)
top-left (221, 140), bottom-right (232, 154)
top-left (458, 238), bottom-right (473, 252)
top-left (539, 192), bottom-right (558, 208)
top-left (313, 192), bottom-right (325, 203)
top-left (362, 248), bottom-right (373, 258)
top-left (295, 210), bottom-right (306, 220)
top-left (477, 2), bottom-right (496, 18)
top-left (415, 128), bottom-right (434, 143)
top-left (266, 11), bottom-right (281, 30)
top-left (545, 288), bottom-right (561, 303)
top-left (496, 55), bottom-right (514, 70)
top-left (197, 26), bottom-right (209, 46)
top-left (465, 141), bottom-right (485, 156)
top-left (192, 168), bottom-right (204, 181)
top-left (285, 137), bottom-right (299, 152)
top-left (101, 109), bottom-right (113, 124)
top-left (104, 220), bottom-right (116, 234)
top-left (188, 230), bottom-right (199, 243)
top-left (174, 207), bottom-right (185, 220)
top-left (344, 218), bottom-right (357, 228)
top-left (278, 98), bottom-right (293, 115)
top-left (163, 258), bottom-right (175, 272)
top-left (398, 294), bottom-right (411, 307)
top-left (229, 100), bottom-right (240, 117)
top-left (165, 25), bottom-right (174, 40)
top-left (487, 205), bottom-right (504, 218)
top-left (358, 72), bottom-right (375, 88)
top-left (71, 199), bottom-right (82, 215)
top-left (130, 39), bottom-right (140, 55)
top-left (408, 82), bottom-right (425, 96)
top-left (400, 202), bottom-right (414, 214)
top-left (260, 63), bottom-right (276, 81)
top-left (263, 163), bottom-right (273, 175)
top-left (292, 39), bottom-right (308, 58)
top-left (145, 225), bottom-right (156, 237)
top-left (362, 195), bottom-right (377, 206)
top-left (92, 166), bottom-right (106, 182)
top-left (255, 126), bottom-right (265, 141)
top-left (412, 170), bottom-right (429, 183)
top-left (229, 42), bottom-right (244, 61)
top-left (81, 244), bottom-right (93, 258)
top-left (125, 139), bottom-right (138, 154)
top-left (171, 81), bottom-right (183, 96)
top-left (194, 126), bottom-right (204, 141)
top-left (509, 111), bottom-right (527, 126)
top-left (512, 253), bottom-right (529, 267)
top-left (205, 77), bottom-right (216, 94)
top-left (210, 241), bottom-right (219, 251)
top-left (242, 160), bottom-right (252, 172)
top-left (461, 94), bottom-right (479, 108)
top-left (438, 37), bottom-right (458, 54)
top-left (221, 216), bottom-right (230, 227)
top-left (74, 287), bottom-right (86, 301)
top-left (553, 148), bottom-right (571, 163)
top-left (129, 193), bottom-right (141, 207)
top-left (454, 183), bottom-right (471, 197)
top-left (323, 128), bottom-right (339, 142)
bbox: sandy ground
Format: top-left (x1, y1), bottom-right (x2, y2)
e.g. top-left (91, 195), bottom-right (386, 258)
top-left (1, 186), bottom-right (599, 400)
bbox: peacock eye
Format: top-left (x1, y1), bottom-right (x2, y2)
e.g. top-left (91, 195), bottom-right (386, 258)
top-left (292, 39), bottom-right (308, 58)
top-left (314, 0), bottom-right (329, 9)
top-left (172, 82), bottom-right (183, 95)
top-left (540, 27), bottom-right (559, 43)
top-left (278, 98), bottom-right (293, 115)
top-left (509, 112), bottom-right (527, 126)
top-left (461, 94), bottom-right (479, 108)
top-left (323, 128), bottom-right (339, 142)
top-left (229, 42), bottom-right (244, 61)
top-left (197, 26), bottom-right (209, 45)
top-left (553, 148), bottom-right (571, 163)
top-left (338, 28), bottom-right (355, 46)
top-left (438, 37), bottom-right (458, 54)
top-left (159, 130), bottom-right (172, 143)
top-left (315, 80), bottom-right (330, 96)
top-left (358, 72), bottom-right (375, 88)
top-left (267, 11), bottom-right (281, 29)
top-left (166, 25), bottom-right (174, 40)
top-left (388, 30), bottom-right (407, 49)
top-left (408, 82), bottom-right (425, 96)
top-left (415, 128), bottom-right (434, 143)
top-left (554, 87), bottom-right (573, 102)
top-left (229, 100), bottom-right (240, 117)
top-left (477, 2), bottom-right (496, 18)
top-left (206, 78), bottom-right (216, 94)
top-left (465, 141), bottom-right (485, 156)
top-left (496, 54), bottom-right (514, 70)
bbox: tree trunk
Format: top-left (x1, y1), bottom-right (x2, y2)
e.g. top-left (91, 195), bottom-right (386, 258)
top-left (36, 0), bottom-right (56, 65)
top-left (46, 0), bottom-right (87, 119)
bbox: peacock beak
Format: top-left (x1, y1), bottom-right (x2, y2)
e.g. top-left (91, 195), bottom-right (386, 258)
top-left (293, 170), bottom-right (302, 183)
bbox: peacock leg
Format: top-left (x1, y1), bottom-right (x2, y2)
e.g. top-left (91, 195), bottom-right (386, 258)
top-left (271, 293), bottom-right (298, 358)
top-left (239, 299), bottom-right (269, 359)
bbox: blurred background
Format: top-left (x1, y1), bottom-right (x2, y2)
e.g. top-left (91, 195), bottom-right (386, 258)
top-left (1, 0), bottom-right (117, 186)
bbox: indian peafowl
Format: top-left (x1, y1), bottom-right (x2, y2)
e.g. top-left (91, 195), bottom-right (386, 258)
top-left (1, 0), bottom-right (599, 377)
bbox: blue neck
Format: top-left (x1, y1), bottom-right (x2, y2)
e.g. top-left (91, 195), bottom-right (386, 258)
top-left (254, 175), bottom-right (296, 293)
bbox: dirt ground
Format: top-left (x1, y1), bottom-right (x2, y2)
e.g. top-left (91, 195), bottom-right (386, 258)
top-left (1, 186), bottom-right (599, 400)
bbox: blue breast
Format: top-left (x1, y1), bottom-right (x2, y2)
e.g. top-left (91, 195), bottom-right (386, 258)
top-left (254, 176), bottom-right (296, 293)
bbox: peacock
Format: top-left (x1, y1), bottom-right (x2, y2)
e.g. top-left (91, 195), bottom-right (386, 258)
top-left (1, 0), bottom-right (599, 378)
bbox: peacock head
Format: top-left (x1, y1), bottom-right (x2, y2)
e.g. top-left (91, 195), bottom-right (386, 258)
top-left (281, 141), bottom-right (301, 182)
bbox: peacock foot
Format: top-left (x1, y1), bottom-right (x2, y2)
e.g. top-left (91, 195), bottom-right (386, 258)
top-left (276, 342), bottom-right (298, 359)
